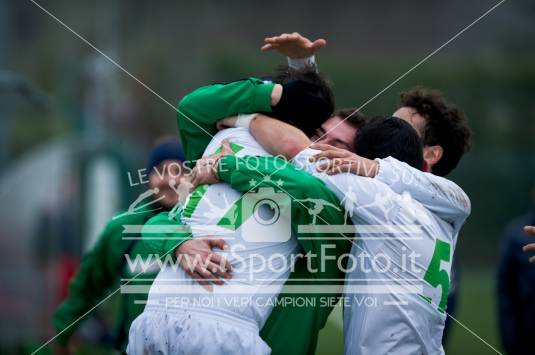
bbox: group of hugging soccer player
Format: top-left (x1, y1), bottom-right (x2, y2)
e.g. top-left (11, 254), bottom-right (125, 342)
top-left (53, 32), bottom-right (476, 355)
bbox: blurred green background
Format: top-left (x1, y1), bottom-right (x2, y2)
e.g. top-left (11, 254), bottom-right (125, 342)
top-left (1, 0), bottom-right (534, 354)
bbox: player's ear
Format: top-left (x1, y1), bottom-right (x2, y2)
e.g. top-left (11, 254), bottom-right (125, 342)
top-left (423, 145), bottom-right (443, 172)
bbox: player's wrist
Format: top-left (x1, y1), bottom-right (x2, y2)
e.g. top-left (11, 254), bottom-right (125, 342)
top-left (173, 238), bottom-right (193, 260)
top-left (368, 159), bottom-right (379, 178)
top-left (235, 113), bottom-right (257, 129)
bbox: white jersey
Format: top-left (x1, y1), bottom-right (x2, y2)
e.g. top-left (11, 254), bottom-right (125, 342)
top-left (293, 149), bottom-right (470, 355)
top-left (145, 127), bottom-right (298, 327)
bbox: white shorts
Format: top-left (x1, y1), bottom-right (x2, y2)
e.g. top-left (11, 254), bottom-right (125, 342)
top-left (127, 306), bottom-right (271, 355)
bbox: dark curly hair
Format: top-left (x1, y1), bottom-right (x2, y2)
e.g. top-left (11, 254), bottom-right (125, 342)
top-left (399, 87), bottom-right (472, 176)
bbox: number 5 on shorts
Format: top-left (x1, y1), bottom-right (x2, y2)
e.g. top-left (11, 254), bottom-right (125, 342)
top-left (422, 239), bottom-right (451, 313)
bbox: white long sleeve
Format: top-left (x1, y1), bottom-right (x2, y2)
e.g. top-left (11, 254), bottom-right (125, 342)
top-left (375, 157), bottom-right (471, 228)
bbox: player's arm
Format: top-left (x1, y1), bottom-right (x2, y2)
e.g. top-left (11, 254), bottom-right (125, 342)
top-left (251, 114), bottom-right (311, 160)
top-left (310, 144), bottom-right (471, 225)
top-left (177, 78), bottom-right (279, 161)
top-left (142, 212), bottom-right (231, 287)
top-left (141, 211), bottom-right (192, 258)
top-left (293, 148), bottom-right (397, 225)
top-left (190, 143), bottom-right (348, 239)
top-left (194, 151), bottom-right (349, 238)
top-left (374, 157), bottom-right (471, 224)
top-left (216, 154), bottom-right (311, 198)
top-left (192, 150), bottom-right (350, 331)
top-left (178, 32), bottom-right (326, 162)
top-left (214, 153), bottom-right (350, 275)
top-left (217, 114), bottom-right (311, 161)
top-left (53, 220), bottom-right (124, 346)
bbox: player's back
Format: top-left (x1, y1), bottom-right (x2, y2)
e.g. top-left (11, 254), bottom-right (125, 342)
top-left (340, 191), bottom-right (454, 355)
top-left (293, 148), bottom-right (455, 355)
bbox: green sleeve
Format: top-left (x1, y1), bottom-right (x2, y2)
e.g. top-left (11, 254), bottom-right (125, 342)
top-left (177, 78), bottom-right (274, 161)
top-left (142, 211), bottom-right (193, 260)
top-left (217, 155), bottom-right (351, 355)
top-left (217, 155), bottom-right (350, 262)
top-left (52, 219), bottom-right (124, 345)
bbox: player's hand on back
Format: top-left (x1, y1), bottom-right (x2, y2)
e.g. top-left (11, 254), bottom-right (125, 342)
top-left (309, 143), bottom-right (379, 177)
top-left (261, 32), bottom-right (326, 58)
top-left (522, 225), bottom-right (535, 263)
top-left (176, 237), bottom-right (232, 291)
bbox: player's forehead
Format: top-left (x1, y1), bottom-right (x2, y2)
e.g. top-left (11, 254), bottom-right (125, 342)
top-left (392, 107), bottom-right (426, 137)
top-left (321, 116), bottom-right (357, 141)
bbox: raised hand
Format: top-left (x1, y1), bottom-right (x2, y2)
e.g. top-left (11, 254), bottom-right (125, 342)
top-left (261, 32), bottom-right (326, 59)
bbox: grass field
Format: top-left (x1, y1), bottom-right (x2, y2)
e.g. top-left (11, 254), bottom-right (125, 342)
top-left (316, 268), bottom-right (503, 355)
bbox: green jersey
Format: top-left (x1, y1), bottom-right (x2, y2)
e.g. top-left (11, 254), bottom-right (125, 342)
top-left (53, 206), bottom-right (159, 352)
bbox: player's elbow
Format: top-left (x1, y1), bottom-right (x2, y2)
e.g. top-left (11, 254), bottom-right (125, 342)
top-left (460, 193), bottom-right (471, 218)
top-left (177, 93), bottom-right (193, 115)
top-left (443, 180), bottom-right (471, 219)
top-left (453, 185), bottom-right (471, 218)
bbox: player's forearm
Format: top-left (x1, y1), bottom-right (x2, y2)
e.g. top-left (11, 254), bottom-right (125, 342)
top-left (142, 212), bottom-right (192, 260)
top-left (217, 155), bottom-right (299, 193)
top-left (249, 114), bottom-right (311, 160)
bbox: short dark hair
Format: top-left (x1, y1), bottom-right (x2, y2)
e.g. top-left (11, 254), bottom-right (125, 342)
top-left (266, 67), bottom-right (335, 137)
top-left (399, 87), bottom-right (471, 176)
top-left (333, 108), bottom-right (367, 130)
top-left (355, 116), bottom-right (423, 170)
